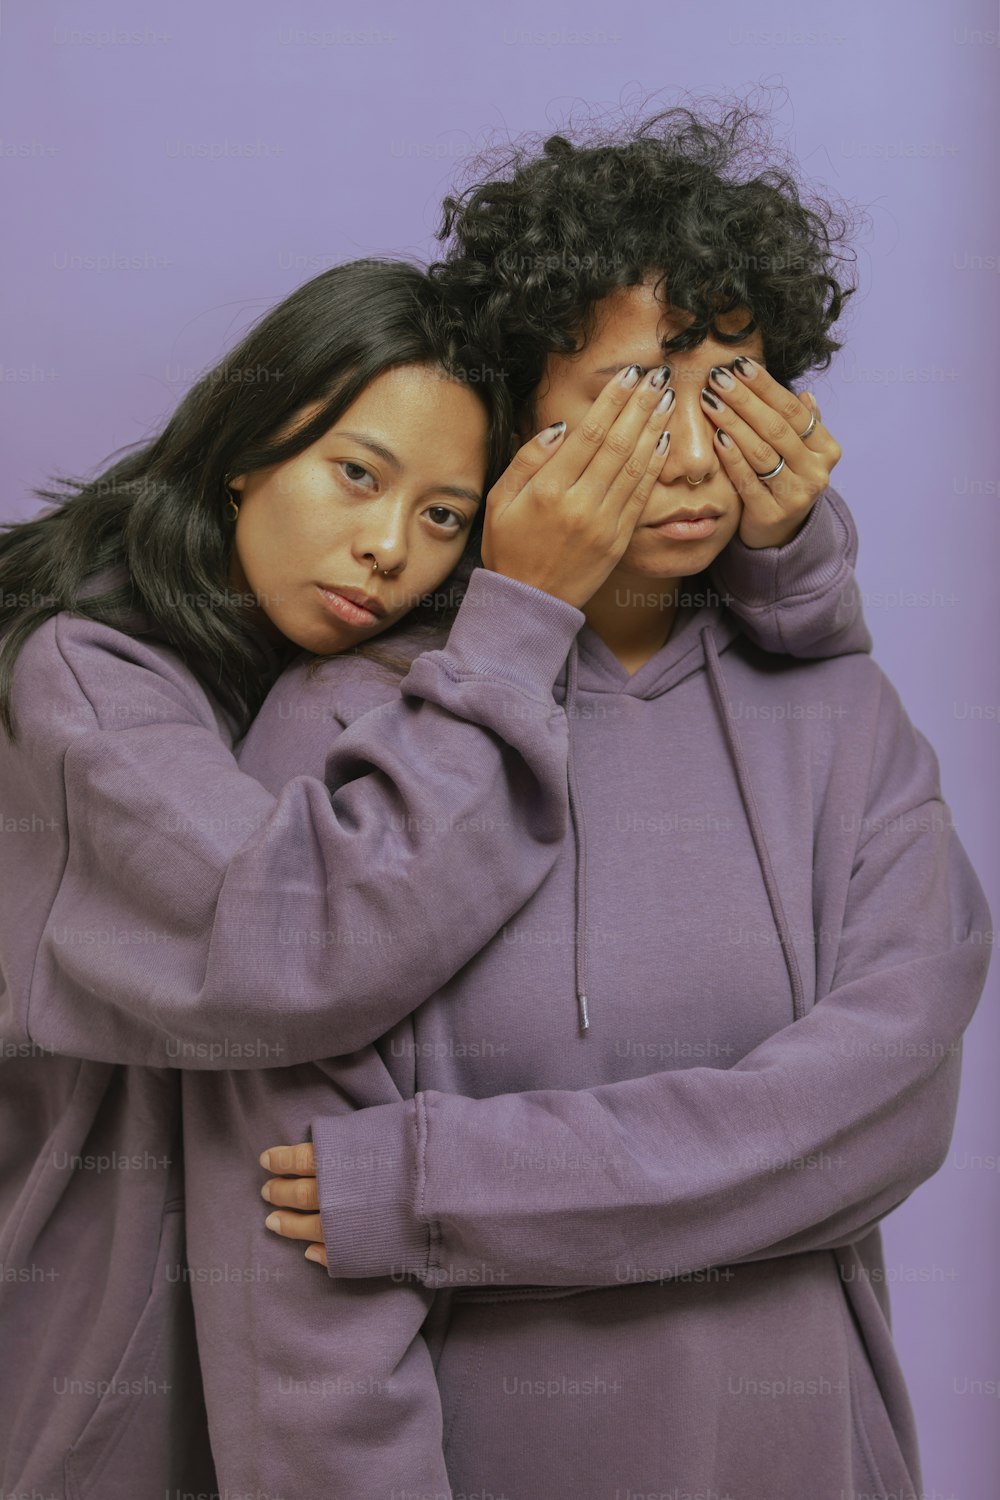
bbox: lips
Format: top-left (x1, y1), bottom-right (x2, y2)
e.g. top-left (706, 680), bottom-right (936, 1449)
top-left (316, 583), bottom-right (387, 618)
top-left (646, 506), bottom-right (723, 526)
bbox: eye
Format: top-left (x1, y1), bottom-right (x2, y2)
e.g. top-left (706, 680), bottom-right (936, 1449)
top-left (424, 504), bottom-right (469, 535)
top-left (336, 460), bottom-right (378, 491)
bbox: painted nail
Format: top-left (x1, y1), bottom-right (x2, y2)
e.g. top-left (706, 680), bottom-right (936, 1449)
top-left (538, 420), bottom-right (566, 446)
top-left (700, 388), bottom-right (723, 411)
top-left (654, 430), bottom-right (671, 455)
top-left (619, 364), bottom-right (643, 388)
top-left (733, 356), bottom-right (758, 378)
top-left (716, 430), bottom-right (734, 448)
top-left (648, 365), bottom-right (671, 389)
top-left (265, 1213), bottom-right (281, 1231)
top-left (710, 365), bottom-right (736, 390)
top-left (654, 388), bottom-right (675, 415)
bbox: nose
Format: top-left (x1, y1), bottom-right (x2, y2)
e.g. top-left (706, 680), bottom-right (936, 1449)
top-left (352, 497), bottom-right (409, 576)
top-left (657, 370), bottom-right (720, 485)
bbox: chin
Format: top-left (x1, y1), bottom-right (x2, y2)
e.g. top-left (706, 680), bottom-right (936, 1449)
top-left (621, 532), bottom-right (733, 578)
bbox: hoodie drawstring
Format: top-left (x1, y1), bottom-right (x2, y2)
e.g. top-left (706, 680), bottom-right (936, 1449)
top-left (565, 640), bottom-right (591, 1034)
top-left (563, 628), bottom-right (805, 1036)
top-left (699, 626), bottom-right (806, 1024)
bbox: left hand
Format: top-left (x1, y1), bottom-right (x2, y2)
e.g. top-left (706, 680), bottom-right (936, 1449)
top-left (260, 1143), bottom-right (328, 1267)
top-left (700, 357), bottom-right (842, 549)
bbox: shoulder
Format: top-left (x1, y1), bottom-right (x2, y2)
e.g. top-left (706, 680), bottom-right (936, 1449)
top-left (7, 612), bottom-right (226, 750)
top-left (722, 637), bottom-right (889, 726)
top-left (255, 621), bottom-right (449, 728)
top-left (235, 622), bottom-right (448, 786)
top-left (722, 642), bottom-right (941, 828)
top-left (721, 643), bottom-right (941, 803)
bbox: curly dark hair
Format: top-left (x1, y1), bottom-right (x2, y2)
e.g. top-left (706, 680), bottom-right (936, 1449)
top-left (430, 95), bottom-right (864, 419)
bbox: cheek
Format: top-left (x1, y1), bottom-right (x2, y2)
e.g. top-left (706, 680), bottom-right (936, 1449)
top-left (243, 474), bottom-right (344, 571)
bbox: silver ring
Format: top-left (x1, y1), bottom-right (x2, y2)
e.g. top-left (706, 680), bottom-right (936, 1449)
top-left (798, 409), bottom-right (817, 440)
top-left (755, 456), bottom-right (785, 482)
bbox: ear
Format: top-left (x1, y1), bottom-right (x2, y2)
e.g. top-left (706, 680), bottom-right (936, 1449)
top-left (227, 473), bottom-right (246, 494)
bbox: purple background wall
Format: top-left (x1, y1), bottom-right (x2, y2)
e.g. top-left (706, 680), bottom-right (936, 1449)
top-left (2, 1), bottom-right (997, 1492)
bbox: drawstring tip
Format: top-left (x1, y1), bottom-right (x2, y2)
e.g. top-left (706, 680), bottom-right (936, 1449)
top-left (577, 991), bottom-right (590, 1034)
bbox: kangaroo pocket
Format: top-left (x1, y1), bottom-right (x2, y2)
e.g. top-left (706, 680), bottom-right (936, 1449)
top-left (840, 1277), bottom-right (920, 1500)
top-left (64, 1203), bottom-right (215, 1500)
top-left (438, 1254), bottom-right (918, 1500)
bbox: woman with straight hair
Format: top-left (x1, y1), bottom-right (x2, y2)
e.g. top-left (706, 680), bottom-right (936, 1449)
top-left (0, 249), bottom-right (862, 1498)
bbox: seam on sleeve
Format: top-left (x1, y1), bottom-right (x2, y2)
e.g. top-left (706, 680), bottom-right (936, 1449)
top-left (53, 615), bottom-right (101, 729)
top-left (22, 617), bottom-right (94, 1046)
top-left (415, 1092), bottom-right (439, 1280)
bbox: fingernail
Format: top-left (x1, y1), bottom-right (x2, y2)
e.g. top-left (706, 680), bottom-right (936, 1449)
top-left (538, 420), bottom-right (566, 446)
top-left (648, 365), bottom-right (671, 389)
top-left (733, 356), bottom-right (758, 378)
top-left (654, 388), bottom-right (675, 415)
top-left (655, 430), bottom-right (670, 455)
top-left (700, 388), bottom-right (722, 411)
top-left (265, 1213), bottom-right (280, 1231)
top-left (716, 430), bottom-right (734, 448)
top-left (260, 1183), bottom-right (272, 1202)
top-left (619, 364), bottom-right (642, 388)
top-left (710, 366), bottom-right (735, 390)
top-left (259, 1151), bottom-right (271, 1170)
top-left (304, 1246), bottom-right (323, 1264)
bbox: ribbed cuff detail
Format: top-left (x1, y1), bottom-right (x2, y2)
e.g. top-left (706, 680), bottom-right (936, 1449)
top-left (311, 1101), bottom-right (431, 1280)
top-left (712, 489), bottom-right (849, 607)
top-left (423, 567), bottom-right (585, 698)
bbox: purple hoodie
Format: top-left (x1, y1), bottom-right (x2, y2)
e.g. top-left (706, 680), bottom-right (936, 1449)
top-left (0, 488), bottom-right (881, 1497)
top-left (185, 490), bottom-right (990, 1500)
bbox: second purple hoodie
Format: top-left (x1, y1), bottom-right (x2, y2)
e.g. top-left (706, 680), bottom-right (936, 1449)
top-left (181, 489), bottom-right (990, 1500)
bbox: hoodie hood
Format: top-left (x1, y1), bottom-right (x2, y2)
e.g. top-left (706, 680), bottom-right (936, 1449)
top-left (552, 583), bottom-right (806, 1035)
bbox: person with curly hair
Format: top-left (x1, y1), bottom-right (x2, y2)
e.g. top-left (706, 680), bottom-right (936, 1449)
top-left (248, 103), bottom-right (989, 1499)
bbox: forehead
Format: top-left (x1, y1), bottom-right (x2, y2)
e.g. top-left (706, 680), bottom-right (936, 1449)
top-left (576, 281), bottom-right (762, 368)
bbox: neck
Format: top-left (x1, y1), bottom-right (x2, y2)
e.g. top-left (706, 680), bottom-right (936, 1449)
top-left (582, 566), bottom-right (686, 670)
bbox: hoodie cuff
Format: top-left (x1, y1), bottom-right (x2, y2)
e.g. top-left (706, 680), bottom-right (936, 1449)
top-left (711, 488), bottom-right (849, 608)
top-left (430, 567), bottom-right (585, 699)
top-left (311, 1101), bottom-right (431, 1281)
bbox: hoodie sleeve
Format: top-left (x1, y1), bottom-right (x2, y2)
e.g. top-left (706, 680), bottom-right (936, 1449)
top-left (308, 675), bottom-right (991, 1285)
top-left (708, 486), bottom-right (873, 659)
top-left (2, 568), bottom-right (583, 1069)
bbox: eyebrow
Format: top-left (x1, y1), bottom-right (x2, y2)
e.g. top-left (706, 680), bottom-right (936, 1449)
top-left (335, 431), bottom-right (482, 506)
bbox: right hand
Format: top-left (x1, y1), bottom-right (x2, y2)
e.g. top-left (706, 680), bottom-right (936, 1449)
top-left (480, 365), bottom-right (674, 609)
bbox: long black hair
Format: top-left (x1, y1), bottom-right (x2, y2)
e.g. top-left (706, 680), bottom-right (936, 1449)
top-left (0, 259), bottom-right (511, 741)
